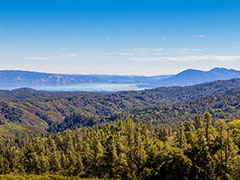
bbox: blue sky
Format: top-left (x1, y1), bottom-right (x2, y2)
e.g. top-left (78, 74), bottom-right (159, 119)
top-left (0, 0), bottom-right (240, 75)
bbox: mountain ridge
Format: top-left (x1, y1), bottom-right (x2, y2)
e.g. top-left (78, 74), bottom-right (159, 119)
top-left (155, 67), bottom-right (240, 87)
top-left (1, 67), bottom-right (240, 90)
top-left (0, 70), bottom-right (172, 89)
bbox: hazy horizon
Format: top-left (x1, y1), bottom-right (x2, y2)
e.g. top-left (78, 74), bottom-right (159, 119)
top-left (0, 67), bottom-right (239, 76)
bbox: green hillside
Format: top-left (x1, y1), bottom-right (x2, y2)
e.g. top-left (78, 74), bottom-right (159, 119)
top-left (1, 115), bottom-right (240, 179)
top-left (1, 79), bottom-right (240, 136)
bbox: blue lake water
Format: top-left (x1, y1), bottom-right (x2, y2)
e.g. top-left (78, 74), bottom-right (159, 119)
top-left (34, 83), bottom-right (149, 92)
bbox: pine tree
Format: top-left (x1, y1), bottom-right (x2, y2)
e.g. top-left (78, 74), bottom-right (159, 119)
top-left (104, 135), bottom-right (119, 178)
top-left (176, 123), bottom-right (187, 149)
top-left (134, 120), bottom-right (147, 175)
top-left (39, 152), bottom-right (50, 173)
top-left (204, 112), bottom-right (212, 144)
top-left (49, 151), bottom-right (61, 172)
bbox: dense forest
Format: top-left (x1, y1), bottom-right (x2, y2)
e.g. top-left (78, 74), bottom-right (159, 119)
top-left (1, 113), bottom-right (240, 179)
top-left (56, 89), bottom-right (240, 131)
top-left (1, 79), bottom-right (240, 137)
top-left (1, 79), bottom-right (240, 179)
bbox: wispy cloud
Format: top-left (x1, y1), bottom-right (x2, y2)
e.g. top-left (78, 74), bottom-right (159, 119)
top-left (104, 52), bottom-right (135, 56)
top-left (128, 55), bottom-right (240, 62)
top-left (178, 48), bottom-right (205, 53)
top-left (153, 48), bottom-right (165, 52)
top-left (68, 53), bottom-right (78, 57)
top-left (0, 29), bottom-right (5, 32)
top-left (194, 34), bottom-right (207, 38)
top-left (24, 57), bottom-right (50, 60)
top-left (153, 35), bottom-right (181, 40)
top-left (119, 53), bottom-right (135, 56)
top-left (104, 48), bottom-right (205, 57)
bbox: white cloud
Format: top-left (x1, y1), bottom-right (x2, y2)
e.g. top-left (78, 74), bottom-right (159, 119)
top-left (68, 53), bottom-right (77, 57)
top-left (194, 34), bottom-right (207, 38)
top-left (24, 57), bottom-right (50, 60)
top-left (178, 48), bottom-right (205, 53)
top-left (119, 53), bottom-right (135, 56)
top-left (153, 48), bottom-right (165, 52)
top-left (128, 55), bottom-right (240, 62)
top-left (103, 48), bottom-right (207, 57)
top-left (104, 52), bottom-right (118, 56)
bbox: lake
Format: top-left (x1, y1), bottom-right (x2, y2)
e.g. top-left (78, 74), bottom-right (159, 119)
top-left (33, 83), bottom-right (149, 92)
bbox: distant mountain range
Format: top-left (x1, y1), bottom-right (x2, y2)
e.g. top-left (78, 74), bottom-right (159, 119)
top-left (0, 70), bottom-right (172, 89)
top-left (0, 67), bottom-right (240, 90)
top-left (155, 67), bottom-right (240, 87)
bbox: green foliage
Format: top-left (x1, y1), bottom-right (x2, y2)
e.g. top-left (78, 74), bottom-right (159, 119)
top-left (2, 78), bottom-right (240, 136)
top-left (1, 79), bottom-right (240, 178)
top-left (0, 174), bottom-right (100, 180)
top-left (54, 89), bottom-right (240, 132)
top-left (0, 115), bottom-right (240, 179)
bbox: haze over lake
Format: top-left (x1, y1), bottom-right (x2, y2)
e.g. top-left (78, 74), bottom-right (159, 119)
top-left (1, 83), bottom-right (147, 92)
top-left (36, 83), bottom-right (147, 92)
top-left (2, 68), bottom-right (240, 91)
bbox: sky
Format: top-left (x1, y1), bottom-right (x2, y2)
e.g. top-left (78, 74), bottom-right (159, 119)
top-left (0, 0), bottom-right (240, 75)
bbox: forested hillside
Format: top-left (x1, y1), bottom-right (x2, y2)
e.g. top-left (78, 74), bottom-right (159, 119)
top-left (1, 78), bottom-right (240, 179)
top-left (56, 89), bottom-right (240, 131)
top-left (1, 114), bottom-right (240, 179)
top-left (1, 79), bottom-right (240, 137)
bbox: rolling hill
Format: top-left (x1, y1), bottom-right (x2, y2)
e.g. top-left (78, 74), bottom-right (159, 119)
top-left (1, 78), bottom-right (240, 136)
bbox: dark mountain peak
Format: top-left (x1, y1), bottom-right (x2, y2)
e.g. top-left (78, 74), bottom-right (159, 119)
top-left (173, 68), bottom-right (205, 78)
top-left (208, 67), bottom-right (240, 74)
top-left (210, 67), bottom-right (227, 70)
top-left (156, 67), bottom-right (240, 87)
top-left (12, 87), bottom-right (37, 92)
top-left (182, 67), bottom-right (233, 74)
top-left (180, 68), bottom-right (203, 73)
top-left (209, 67), bottom-right (230, 72)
